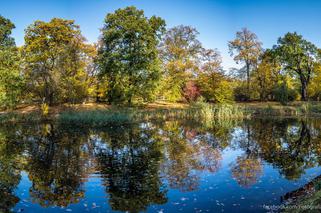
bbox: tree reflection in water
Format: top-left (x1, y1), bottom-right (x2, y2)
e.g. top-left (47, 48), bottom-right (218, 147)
top-left (95, 123), bottom-right (167, 212)
top-left (231, 118), bottom-right (321, 187)
top-left (161, 121), bottom-right (222, 192)
top-left (231, 123), bottom-right (263, 187)
top-left (252, 119), bottom-right (317, 180)
top-left (0, 118), bottom-right (320, 211)
top-left (0, 125), bottom-right (24, 212)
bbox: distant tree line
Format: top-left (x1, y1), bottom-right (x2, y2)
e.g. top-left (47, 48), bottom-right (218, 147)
top-left (1, 6), bottom-right (321, 109)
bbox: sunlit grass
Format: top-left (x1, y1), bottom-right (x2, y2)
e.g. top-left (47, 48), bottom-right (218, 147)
top-left (58, 102), bottom-right (246, 127)
top-left (244, 101), bottom-right (321, 116)
top-left (2, 101), bottom-right (321, 125)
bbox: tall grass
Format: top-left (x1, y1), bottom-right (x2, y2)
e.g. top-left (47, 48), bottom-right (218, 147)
top-left (5, 101), bottom-right (321, 126)
top-left (188, 101), bottom-right (246, 121)
top-left (59, 109), bottom-right (133, 126)
top-left (58, 102), bottom-right (246, 127)
top-left (246, 102), bottom-right (321, 117)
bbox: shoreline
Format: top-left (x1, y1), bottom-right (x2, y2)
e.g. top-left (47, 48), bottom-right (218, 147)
top-left (1, 101), bottom-right (321, 125)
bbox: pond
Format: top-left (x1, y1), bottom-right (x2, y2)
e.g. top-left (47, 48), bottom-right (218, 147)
top-left (1, 118), bottom-right (321, 212)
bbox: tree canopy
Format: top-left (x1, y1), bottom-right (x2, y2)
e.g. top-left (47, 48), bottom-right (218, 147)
top-left (0, 16), bottom-right (23, 109)
top-left (0, 15), bottom-right (15, 48)
top-left (23, 18), bottom-right (91, 105)
top-left (273, 32), bottom-right (320, 101)
top-left (1, 9), bottom-right (321, 109)
top-left (160, 25), bottom-right (202, 102)
top-left (97, 6), bottom-right (166, 104)
top-left (229, 28), bottom-right (262, 99)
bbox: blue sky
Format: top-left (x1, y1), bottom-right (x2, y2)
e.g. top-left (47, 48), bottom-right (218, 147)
top-left (1, 0), bottom-right (321, 69)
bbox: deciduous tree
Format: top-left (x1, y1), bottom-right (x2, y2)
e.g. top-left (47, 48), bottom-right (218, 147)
top-left (229, 28), bottom-right (262, 99)
top-left (98, 6), bottom-right (165, 104)
top-left (197, 49), bottom-right (233, 103)
top-left (0, 15), bottom-right (23, 109)
top-left (252, 50), bottom-right (281, 101)
top-left (23, 18), bottom-right (91, 105)
top-left (160, 25), bottom-right (202, 102)
top-left (273, 32), bottom-right (320, 101)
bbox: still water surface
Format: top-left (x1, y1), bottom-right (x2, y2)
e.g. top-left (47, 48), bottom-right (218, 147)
top-left (1, 118), bottom-right (321, 212)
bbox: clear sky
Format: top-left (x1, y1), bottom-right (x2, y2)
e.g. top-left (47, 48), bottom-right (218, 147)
top-left (1, 0), bottom-right (321, 69)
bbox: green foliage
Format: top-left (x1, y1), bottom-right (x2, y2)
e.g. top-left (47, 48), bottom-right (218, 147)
top-left (160, 25), bottom-right (202, 102)
top-left (273, 32), bottom-right (320, 101)
top-left (190, 101), bottom-right (245, 120)
top-left (234, 83), bottom-right (249, 101)
top-left (58, 102), bottom-right (245, 127)
top-left (59, 110), bottom-right (133, 126)
top-left (272, 75), bottom-right (299, 105)
top-left (197, 49), bottom-right (234, 103)
top-left (229, 28), bottom-right (263, 95)
top-left (251, 51), bottom-right (281, 101)
top-left (0, 48), bottom-right (24, 109)
top-left (0, 16), bottom-right (23, 109)
top-left (23, 18), bottom-right (91, 105)
top-left (0, 112), bottom-right (42, 124)
top-left (198, 73), bottom-right (234, 103)
top-left (308, 64), bottom-right (321, 100)
top-left (98, 6), bottom-right (166, 104)
top-left (0, 15), bottom-right (15, 47)
top-left (2, 10), bottom-right (321, 113)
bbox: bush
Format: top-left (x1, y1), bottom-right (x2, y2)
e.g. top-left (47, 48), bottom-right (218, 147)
top-left (183, 81), bottom-right (201, 103)
top-left (273, 83), bottom-right (298, 105)
top-left (234, 84), bottom-right (249, 101)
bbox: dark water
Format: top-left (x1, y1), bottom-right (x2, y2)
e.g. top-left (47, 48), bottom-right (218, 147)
top-left (1, 118), bottom-right (321, 212)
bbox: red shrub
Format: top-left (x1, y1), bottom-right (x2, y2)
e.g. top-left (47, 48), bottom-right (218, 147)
top-left (183, 81), bottom-right (201, 102)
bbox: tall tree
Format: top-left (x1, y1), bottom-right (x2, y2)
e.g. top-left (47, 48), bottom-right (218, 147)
top-left (273, 32), bottom-right (320, 101)
top-left (0, 15), bottom-right (23, 109)
top-left (197, 48), bottom-right (233, 103)
top-left (23, 18), bottom-right (90, 105)
top-left (98, 6), bottom-right (165, 104)
top-left (160, 25), bottom-right (202, 102)
top-left (0, 15), bottom-right (15, 47)
top-left (252, 50), bottom-right (281, 101)
top-left (229, 28), bottom-right (262, 99)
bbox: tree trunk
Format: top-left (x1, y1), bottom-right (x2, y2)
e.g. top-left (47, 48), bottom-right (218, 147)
top-left (246, 62), bottom-right (251, 100)
top-left (127, 96), bottom-right (132, 106)
top-left (95, 84), bottom-right (100, 103)
top-left (300, 79), bottom-right (308, 101)
top-left (246, 62), bottom-right (250, 94)
top-left (48, 92), bottom-right (54, 106)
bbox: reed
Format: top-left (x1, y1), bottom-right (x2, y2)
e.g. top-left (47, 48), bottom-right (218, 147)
top-left (58, 102), bottom-right (246, 127)
top-left (5, 101), bottom-right (321, 126)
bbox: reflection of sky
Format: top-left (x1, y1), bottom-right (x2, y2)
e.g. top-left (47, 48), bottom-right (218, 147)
top-left (12, 151), bottom-right (321, 212)
top-left (4, 118), bottom-right (321, 212)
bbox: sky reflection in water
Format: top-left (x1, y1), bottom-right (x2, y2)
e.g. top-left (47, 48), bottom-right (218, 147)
top-left (0, 118), bottom-right (321, 212)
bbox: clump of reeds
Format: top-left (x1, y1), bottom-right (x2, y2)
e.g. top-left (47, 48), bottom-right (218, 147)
top-left (189, 101), bottom-right (246, 120)
top-left (58, 102), bottom-right (246, 127)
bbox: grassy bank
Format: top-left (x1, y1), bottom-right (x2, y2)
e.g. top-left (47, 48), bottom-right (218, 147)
top-left (243, 101), bottom-right (321, 117)
top-left (2, 101), bottom-right (321, 126)
top-left (58, 103), bottom-right (245, 127)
